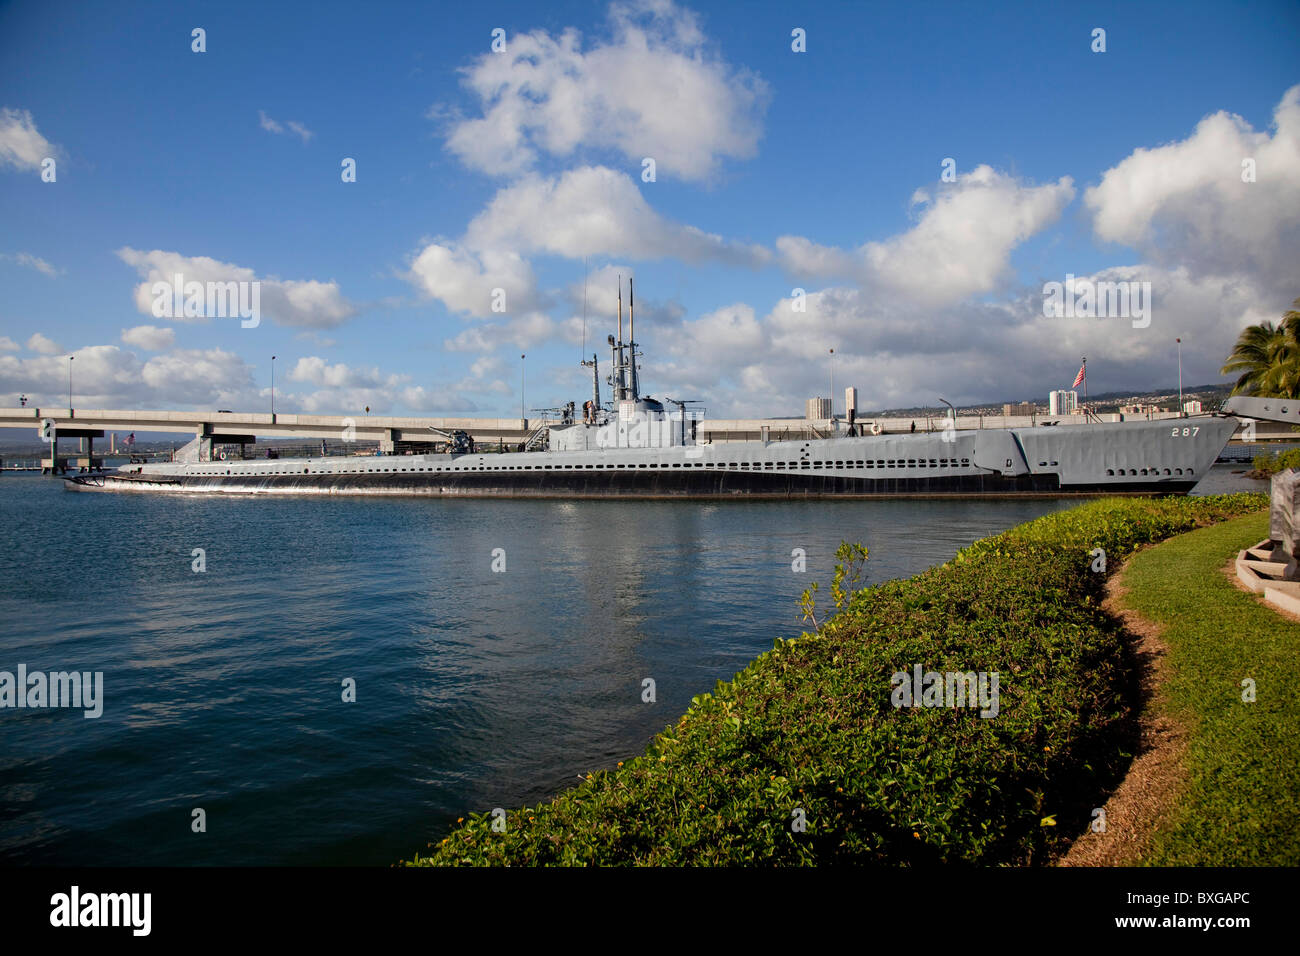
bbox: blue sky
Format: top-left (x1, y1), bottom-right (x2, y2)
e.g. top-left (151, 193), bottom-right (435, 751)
top-left (2, 0), bottom-right (1297, 418)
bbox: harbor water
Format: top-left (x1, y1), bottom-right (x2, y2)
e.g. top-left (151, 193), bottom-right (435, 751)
top-left (0, 464), bottom-right (1264, 865)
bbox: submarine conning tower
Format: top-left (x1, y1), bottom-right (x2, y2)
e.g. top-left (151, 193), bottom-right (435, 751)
top-left (552, 276), bottom-right (698, 452)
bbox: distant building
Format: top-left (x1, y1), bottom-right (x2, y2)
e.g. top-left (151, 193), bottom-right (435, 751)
top-left (1048, 390), bottom-right (1078, 416)
top-left (845, 387), bottom-right (858, 419)
top-left (1003, 402), bottom-right (1036, 416)
top-left (1120, 403), bottom-right (1162, 416)
top-left (1182, 399), bottom-right (1203, 415)
top-left (806, 397), bottom-right (832, 420)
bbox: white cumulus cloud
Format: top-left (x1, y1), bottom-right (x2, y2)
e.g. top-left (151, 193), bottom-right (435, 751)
top-left (439, 0), bottom-right (768, 181)
top-left (117, 248), bottom-right (358, 329)
top-left (1085, 84), bottom-right (1300, 293)
top-left (407, 166), bottom-right (766, 318)
top-left (777, 165), bottom-right (1076, 307)
top-left (26, 333), bottom-right (64, 355)
top-left (121, 325), bottom-right (176, 350)
top-left (0, 345), bottom-right (261, 410)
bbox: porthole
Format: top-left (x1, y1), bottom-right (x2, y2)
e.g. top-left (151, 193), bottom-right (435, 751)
top-left (1175, 468), bottom-right (1183, 475)
top-left (1163, 468), bottom-right (1171, 475)
top-left (1106, 469), bottom-right (1114, 476)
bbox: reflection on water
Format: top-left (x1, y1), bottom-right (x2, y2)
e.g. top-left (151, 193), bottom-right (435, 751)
top-left (0, 465), bottom-right (1261, 864)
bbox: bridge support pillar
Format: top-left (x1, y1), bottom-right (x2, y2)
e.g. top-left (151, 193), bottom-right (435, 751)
top-left (42, 436), bottom-right (64, 475)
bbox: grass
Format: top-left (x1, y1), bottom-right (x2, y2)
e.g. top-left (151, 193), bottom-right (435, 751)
top-left (1116, 512), bottom-right (1300, 865)
top-left (405, 493), bottom-right (1267, 866)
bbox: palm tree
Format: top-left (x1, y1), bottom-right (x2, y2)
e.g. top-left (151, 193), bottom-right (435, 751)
top-left (1223, 298), bottom-right (1300, 398)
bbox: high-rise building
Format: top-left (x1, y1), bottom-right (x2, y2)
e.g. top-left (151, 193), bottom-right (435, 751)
top-left (806, 397), bottom-right (832, 420)
top-left (1048, 390), bottom-right (1079, 416)
top-left (845, 387), bottom-right (858, 419)
top-left (1003, 402), bottom-right (1036, 416)
top-left (1182, 400), bottom-right (1202, 415)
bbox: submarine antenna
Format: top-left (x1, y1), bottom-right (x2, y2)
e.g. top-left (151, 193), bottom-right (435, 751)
top-left (616, 276), bottom-right (624, 401)
top-left (629, 276), bottom-right (637, 399)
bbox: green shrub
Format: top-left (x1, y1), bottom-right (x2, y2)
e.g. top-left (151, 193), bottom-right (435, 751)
top-left (406, 493), bottom-right (1266, 867)
top-left (1252, 447), bottom-right (1300, 476)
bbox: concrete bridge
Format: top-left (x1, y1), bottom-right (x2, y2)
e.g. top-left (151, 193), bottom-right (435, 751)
top-left (0, 406), bottom-right (543, 469)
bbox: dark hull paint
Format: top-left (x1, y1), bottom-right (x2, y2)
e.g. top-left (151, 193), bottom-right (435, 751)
top-left (68, 468), bottom-right (1199, 498)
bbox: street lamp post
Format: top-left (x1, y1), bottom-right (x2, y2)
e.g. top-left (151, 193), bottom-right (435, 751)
top-left (271, 355), bottom-right (276, 419)
top-left (68, 355), bottom-right (74, 411)
top-left (521, 354), bottom-right (526, 421)
top-left (1176, 337), bottom-right (1183, 417)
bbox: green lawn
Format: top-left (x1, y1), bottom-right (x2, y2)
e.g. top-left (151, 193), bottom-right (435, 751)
top-left (1118, 513), bottom-right (1300, 865)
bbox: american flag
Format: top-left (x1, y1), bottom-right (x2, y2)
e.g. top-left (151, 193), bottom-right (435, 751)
top-left (125, 432), bottom-right (135, 447)
top-left (1072, 362), bottom-right (1086, 389)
